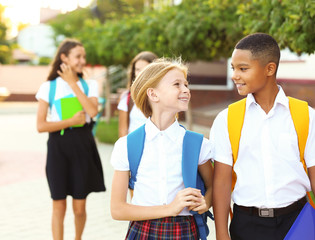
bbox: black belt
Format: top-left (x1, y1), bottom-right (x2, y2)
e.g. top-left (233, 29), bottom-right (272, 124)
top-left (234, 197), bottom-right (307, 218)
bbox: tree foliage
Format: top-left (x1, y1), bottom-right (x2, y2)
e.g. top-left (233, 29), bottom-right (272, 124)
top-left (237, 0), bottom-right (315, 55)
top-left (48, 7), bottom-right (94, 40)
top-left (49, 0), bottom-right (144, 41)
top-left (49, 0), bottom-right (315, 67)
top-left (0, 4), bottom-right (11, 64)
top-left (73, 0), bottom-right (243, 66)
top-left (95, 0), bottom-right (144, 22)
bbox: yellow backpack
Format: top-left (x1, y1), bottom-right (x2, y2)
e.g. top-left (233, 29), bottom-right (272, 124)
top-left (227, 97), bottom-right (315, 210)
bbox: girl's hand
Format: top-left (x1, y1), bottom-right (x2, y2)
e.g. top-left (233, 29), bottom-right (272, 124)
top-left (168, 188), bottom-right (203, 216)
top-left (189, 194), bottom-right (208, 214)
top-left (71, 110), bottom-right (86, 126)
top-left (57, 63), bottom-right (77, 86)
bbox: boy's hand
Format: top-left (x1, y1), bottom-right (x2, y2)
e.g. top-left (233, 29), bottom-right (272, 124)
top-left (189, 194), bottom-right (208, 214)
top-left (168, 188), bottom-right (202, 216)
top-left (71, 110), bottom-right (86, 126)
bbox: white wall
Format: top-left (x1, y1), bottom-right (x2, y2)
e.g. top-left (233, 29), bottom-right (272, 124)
top-left (277, 50), bottom-right (315, 81)
top-left (0, 65), bottom-right (106, 95)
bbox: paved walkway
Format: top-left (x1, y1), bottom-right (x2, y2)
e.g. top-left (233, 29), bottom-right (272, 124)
top-left (0, 102), bottom-right (215, 239)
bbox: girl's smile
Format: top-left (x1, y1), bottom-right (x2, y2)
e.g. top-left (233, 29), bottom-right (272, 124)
top-left (153, 68), bottom-right (190, 113)
top-left (62, 45), bottom-right (86, 74)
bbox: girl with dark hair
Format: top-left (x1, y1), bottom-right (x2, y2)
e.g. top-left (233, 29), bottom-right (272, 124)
top-left (36, 38), bottom-right (105, 240)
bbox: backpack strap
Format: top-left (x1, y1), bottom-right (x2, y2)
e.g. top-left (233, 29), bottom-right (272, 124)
top-left (127, 124), bottom-right (146, 190)
top-left (49, 79), bottom-right (57, 109)
top-left (79, 77), bottom-right (89, 95)
top-left (182, 130), bottom-right (212, 240)
top-left (288, 97), bottom-right (309, 172)
top-left (227, 98), bottom-right (246, 191)
top-left (182, 130), bottom-right (203, 189)
top-left (288, 97), bottom-right (315, 208)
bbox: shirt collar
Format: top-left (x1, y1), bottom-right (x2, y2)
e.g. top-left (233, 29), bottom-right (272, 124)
top-left (246, 85), bottom-right (289, 110)
top-left (145, 118), bottom-right (180, 142)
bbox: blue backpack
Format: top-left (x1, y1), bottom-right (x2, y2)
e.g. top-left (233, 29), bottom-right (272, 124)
top-left (127, 124), bottom-right (214, 240)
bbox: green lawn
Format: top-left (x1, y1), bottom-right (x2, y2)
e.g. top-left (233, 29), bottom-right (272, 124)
top-left (94, 117), bottom-right (119, 144)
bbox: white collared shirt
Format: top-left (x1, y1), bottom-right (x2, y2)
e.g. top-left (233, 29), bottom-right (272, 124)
top-left (35, 77), bottom-right (98, 123)
top-left (210, 86), bottom-right (315, 208)
top-left (111, 119), bottom-right (212, 215)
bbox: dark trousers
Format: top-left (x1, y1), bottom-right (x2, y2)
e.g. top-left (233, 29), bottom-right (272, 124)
top-left (229, 202), bottom-right (305, 240)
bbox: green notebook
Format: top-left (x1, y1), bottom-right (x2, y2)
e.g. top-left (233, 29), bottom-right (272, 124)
top-left (60, 97), bottom-right (84, 128)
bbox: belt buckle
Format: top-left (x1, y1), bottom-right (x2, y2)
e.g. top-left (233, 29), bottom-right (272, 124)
top-left (258, 208), bottom-right (274, 217)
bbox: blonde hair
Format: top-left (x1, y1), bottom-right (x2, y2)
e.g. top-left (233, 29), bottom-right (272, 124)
top-left (130, 58), bottom-right (188, 118)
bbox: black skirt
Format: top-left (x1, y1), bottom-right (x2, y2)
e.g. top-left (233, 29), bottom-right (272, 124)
top-left (47, 124), bottom-right (106, 200)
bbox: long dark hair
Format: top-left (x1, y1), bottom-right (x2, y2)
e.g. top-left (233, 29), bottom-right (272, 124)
top-left (126, 51), bottom-right (158, 89)
top-left (47, 38), bottom-right (84, 81)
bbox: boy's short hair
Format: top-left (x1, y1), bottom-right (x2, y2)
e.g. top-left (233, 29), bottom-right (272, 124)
top-left (235, 33), bottom-right (280, 71)
top-left (130, 58), bottom-right (188, 118)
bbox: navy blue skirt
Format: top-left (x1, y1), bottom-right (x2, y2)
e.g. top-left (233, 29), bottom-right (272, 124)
top-left (46, 124), bottom-right (106, 200)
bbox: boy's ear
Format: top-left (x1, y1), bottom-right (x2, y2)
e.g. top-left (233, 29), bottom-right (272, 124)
top-left (147, 88), bottom-right (159, 102)
top-left (266, 62), bottom-right (277, 76)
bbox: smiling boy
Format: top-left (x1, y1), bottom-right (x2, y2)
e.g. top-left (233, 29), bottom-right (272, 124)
top-left (210, 33), bottom-right (315, 240)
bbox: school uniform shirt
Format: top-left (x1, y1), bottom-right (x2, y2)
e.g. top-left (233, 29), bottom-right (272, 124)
top-left (35, 77), bottom-right (98, 123)
top-left (210, 86), bottom-right (315, 208)
top-left (117, 92), bottom-right (147, 133)
top-left (111, 118), bottom-right (212, 215)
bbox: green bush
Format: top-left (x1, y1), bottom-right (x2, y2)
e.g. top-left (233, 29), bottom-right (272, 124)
top-left (95, 117), bottom-right (119, 144)
top-left (38, 56), bottom-right (52, 65)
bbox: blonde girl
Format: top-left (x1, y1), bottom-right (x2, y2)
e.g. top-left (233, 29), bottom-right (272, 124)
top-left (110, 58), bottom-right (213, 239)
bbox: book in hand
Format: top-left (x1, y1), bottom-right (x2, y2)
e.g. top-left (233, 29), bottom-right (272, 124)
top-left (60, 97), bottom-right (84, 128)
